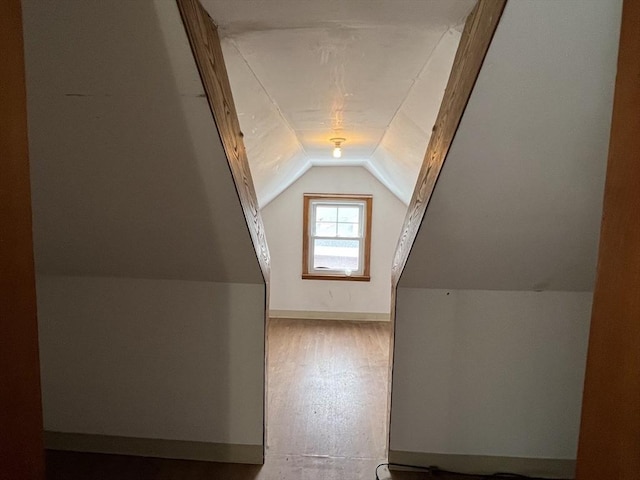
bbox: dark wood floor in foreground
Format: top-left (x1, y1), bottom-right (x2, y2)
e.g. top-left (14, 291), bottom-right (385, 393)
top-left (45, 319), bottom-right (488, 480)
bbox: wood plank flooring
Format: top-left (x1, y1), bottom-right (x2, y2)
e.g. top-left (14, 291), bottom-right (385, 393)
top-left (45, 319), bottom-right (485, 479)
top-left (266, 319), bottom-right (390, 461)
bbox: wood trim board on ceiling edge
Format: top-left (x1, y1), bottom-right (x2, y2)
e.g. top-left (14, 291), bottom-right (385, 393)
top-left (44, 431), bottom-right (263, 465)
top-left (390, 0), bottom-right (507, 286)
top-left (176, 0), bottom-right (270, 280)
top-left (388, 450), bottom-right (575, 479)
top-left (269, 310), bottom-right (390, 322)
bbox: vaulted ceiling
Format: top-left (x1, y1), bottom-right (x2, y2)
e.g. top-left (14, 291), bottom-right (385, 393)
top-left (201, 0), bottom-right (476, 206)
top-left (21, 0), bottom-right (621, 293)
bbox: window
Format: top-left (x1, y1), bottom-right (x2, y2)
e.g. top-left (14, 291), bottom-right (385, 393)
top-left (302, 194), bottom-right (372, 281)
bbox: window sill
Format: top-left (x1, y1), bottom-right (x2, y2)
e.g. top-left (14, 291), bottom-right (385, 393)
top-left (301, 273), bottom-right (371, 282)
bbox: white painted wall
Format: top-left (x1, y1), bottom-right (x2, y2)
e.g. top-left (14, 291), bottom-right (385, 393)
top-left (36, 275), bottom-right (265, 446)
top-left (390, 288), bottom-right (592, 459)
top-left (261, 166), bottom-right (406, 316)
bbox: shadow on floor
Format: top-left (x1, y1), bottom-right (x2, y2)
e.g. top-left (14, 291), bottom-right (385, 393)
top-left (46, 451), bottom-right (262, 480)
top-left (47, 451), bottom-right (534, 480)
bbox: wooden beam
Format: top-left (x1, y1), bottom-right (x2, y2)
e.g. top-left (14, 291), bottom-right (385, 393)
top-left (575, 1), bottom-right (640, 478)
top-left (390, 0), bottom-right (506, 285)
top-left (0, 0), bottom-right (45, 478)
top-left (176, 0), bottom-right (270, 280)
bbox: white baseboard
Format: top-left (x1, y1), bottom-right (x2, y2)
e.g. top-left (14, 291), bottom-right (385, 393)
top-left (44, 431), bottom-right (263, 465)
top-left (388, 450), bottom-right (575, 479)
top-left (269, 309), bottom-right (390, 322)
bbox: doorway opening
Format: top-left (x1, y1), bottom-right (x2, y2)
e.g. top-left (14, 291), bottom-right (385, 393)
top-left (183, 1), bottom-right (480, 478)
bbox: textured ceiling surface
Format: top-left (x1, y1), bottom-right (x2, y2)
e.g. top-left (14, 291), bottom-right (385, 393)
top-left (399, 0), bottom-right (623, 291)
top-left (202, 0), bottom-right (475, 206)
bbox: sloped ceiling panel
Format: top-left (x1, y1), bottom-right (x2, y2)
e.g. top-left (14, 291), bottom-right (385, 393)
top-left (22, 0), bottom-right (263, 283)
top-left (399, 0), bottom-right (623, 291)
top-left (371, 28), bottom-right (462, 203)
top-left (220, 38), bottom-right (310, 205)
top-left (202, 0), bottom-right (474, 33)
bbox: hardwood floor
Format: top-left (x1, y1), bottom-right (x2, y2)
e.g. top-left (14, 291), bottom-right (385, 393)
top-left (266, 319), bottom-right (390, 461)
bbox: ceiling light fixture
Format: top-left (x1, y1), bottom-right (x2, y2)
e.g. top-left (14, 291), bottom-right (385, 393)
top-left (330, 137), bottom-right (346, 159)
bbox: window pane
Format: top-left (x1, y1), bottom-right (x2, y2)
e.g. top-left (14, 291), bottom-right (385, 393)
top-left (315, 222), bottom-right (337, 236)
top-left (338, 206), bottom-right (360, 223)
top-left (337, 222), bottom-right (359, 237)
top-left (313, 239), bottom-right (360, 272)
top-left (315, 206), bottom-right (337, 223)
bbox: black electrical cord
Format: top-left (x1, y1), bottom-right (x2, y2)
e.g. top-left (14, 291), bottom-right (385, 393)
top-left (375, 462), bottom-right (555, 480)
top-left (375, 462), bottom-right (430, 479)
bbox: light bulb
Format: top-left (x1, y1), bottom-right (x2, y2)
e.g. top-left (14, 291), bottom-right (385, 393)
top-left (330, 137), bottom-right (346, 159)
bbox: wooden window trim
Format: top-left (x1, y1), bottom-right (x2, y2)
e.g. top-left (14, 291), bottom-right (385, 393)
top-left (302, 194), bottom-right (372, 282)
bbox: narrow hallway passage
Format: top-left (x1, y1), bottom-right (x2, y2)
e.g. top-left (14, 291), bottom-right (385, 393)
top-left (263, 319), bottom-right (391, 478)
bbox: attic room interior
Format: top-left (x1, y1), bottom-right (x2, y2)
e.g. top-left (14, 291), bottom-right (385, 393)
top-left (2, 1), bottom-right (639, 480)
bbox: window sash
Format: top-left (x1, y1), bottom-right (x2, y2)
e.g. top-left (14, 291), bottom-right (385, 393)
top-left (312, 202), bottom-right (364, 239)
top-left (310, 237), bottom-right (363, 275)
top-left (309, 201), bottom-right (366, 275)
